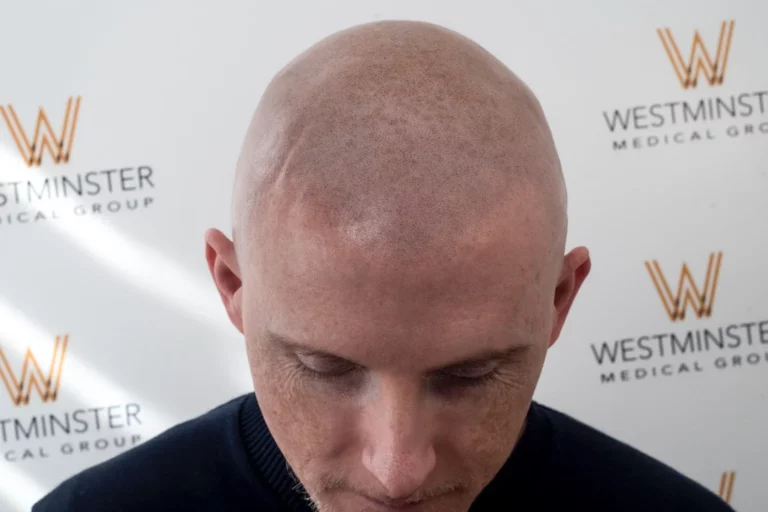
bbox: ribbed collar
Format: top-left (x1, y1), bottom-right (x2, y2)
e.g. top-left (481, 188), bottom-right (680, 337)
top-left (239, 394), bottom-right (312, 511)
top-left (239, 393), bottom-right (554, 510)
top-left (469, 401), bottom-right (555, 509)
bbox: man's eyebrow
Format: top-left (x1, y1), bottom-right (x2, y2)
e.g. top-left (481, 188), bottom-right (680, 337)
top-left (428, 346), bottom-right (529, 373)
top-left (265, 330), bottom-right (352, 360)
top-left (265, 329), bottom-right (528, 370)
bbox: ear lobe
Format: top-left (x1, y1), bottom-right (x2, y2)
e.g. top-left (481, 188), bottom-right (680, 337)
top-left (205, 229), bottom-right (244, 333)
top-left (549, 247), bottom-right (591, 346)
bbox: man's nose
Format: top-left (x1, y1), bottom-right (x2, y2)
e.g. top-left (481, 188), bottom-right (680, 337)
top-left (361, 379), bottom-right (437, 500)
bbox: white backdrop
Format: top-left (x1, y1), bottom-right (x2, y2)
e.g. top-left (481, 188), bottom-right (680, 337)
top-left (1, 1), bottom-right (766, 510)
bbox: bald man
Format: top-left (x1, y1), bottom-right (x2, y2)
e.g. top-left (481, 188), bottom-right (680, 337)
top-left (35, 21), bottom-right (732, 512)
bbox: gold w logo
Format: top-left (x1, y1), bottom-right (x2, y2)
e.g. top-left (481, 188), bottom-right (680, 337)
top-left (645, 252), bottom-right (723, 322)
top-left (657, 21), bottom-right (735, 88)
top-left (0, 96), bottom-right (81, 167)
top-left (0, 335), bottom-right (68, 406)
top-left (718, 471), bottom-right (736, 504)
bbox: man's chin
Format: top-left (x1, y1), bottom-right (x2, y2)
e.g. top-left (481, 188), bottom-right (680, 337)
top-left (309, 490), bottom-right (472, 512)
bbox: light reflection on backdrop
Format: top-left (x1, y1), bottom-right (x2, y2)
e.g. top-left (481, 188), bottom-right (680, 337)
top-left (0, 144), bottom-right (235, 510)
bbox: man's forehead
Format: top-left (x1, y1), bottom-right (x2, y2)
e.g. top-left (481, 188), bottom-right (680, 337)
top-left (251, 195), bottom-right (555, 293)
top-left (249, 222), bottom-right (550, 368)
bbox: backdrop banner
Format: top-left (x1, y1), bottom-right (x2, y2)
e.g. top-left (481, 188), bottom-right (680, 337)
top-left (1, 1), bottom-right (765, 511)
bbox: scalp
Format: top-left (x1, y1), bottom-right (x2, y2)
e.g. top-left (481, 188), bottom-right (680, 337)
top-left (233, 20), bottom-right (566, 262)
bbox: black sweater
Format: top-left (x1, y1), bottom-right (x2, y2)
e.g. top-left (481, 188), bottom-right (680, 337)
top-left (33, 394), bottom-right (733, 511)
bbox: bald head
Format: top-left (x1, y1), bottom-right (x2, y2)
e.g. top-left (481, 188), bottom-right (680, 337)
top-left (233, 20), bottom-right (566, 261)
top-left (206, 22), bottom-right (589, 510)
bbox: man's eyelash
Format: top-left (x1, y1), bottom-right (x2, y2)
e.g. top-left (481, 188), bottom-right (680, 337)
top-left (294, 358), bottom-right (505, 391)
top-left (434, 368), bottom-right (501, 389)
top-left (294, 361), bottom-right (358, 380)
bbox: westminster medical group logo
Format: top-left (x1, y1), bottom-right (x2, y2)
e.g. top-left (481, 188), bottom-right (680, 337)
top-left (603, 20), bottom-right (768, 151)
top-left (0, 96), bottom-right (157, 227)
top-left (0, 335), bottom-right (68, 406)
top-left (0, 338), bottom-right (145, 463)
top-left (644, 251), bottom-right (722, 322)
top-left (718, 471), bottom-right (736, 504)
top-left (657, 21), bottom-right (735, 89)
top-left (590, 252), bottom-right (768, 384)
top-left (0, 96), bottom-right (81, 167)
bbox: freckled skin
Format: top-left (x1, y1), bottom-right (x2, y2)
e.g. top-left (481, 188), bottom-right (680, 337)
top-left (206, 20), bottom-right (591, 512)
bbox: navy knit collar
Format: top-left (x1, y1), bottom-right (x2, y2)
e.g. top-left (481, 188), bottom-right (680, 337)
top-left (239, 393), bottom-right (312, 511)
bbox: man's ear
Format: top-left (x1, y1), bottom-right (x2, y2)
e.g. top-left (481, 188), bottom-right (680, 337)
top-left (205, 229), bottom-right (244, 334)
top-left (550, 246), bottom-right (591, 346)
